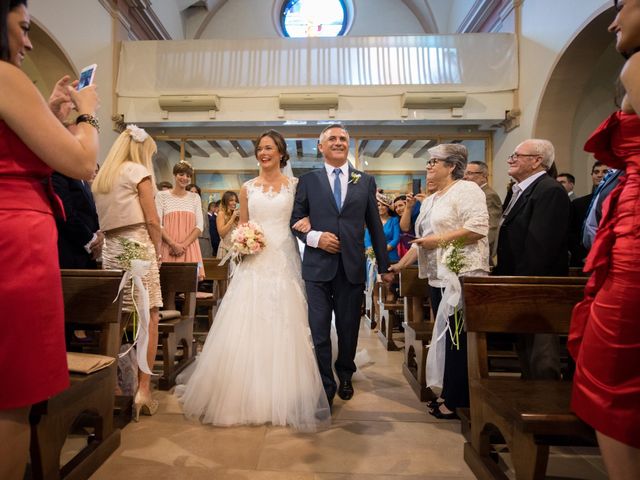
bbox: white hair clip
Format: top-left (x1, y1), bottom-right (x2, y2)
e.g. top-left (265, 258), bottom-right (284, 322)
top-left (126, 124), bottom-right (149, 143)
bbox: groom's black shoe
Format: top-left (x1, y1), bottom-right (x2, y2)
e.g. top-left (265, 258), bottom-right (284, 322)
top-left (337, 380), bottom-right (354, 400)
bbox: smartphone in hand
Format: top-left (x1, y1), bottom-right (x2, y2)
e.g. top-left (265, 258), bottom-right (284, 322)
top-left (412, 178), bottom-right (422, 195)
top-left (77, 64), bottom-right (97, 90)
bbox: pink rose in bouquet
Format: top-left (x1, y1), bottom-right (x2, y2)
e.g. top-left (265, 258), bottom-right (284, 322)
top-left (231, 221), bottom-right (266, 256)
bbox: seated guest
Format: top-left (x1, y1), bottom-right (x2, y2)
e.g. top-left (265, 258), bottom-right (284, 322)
top-left (365, 192), bottom-right (400, 264)
top-left (92, 126), bottom-right (163, 421)
top-left (463, 161), bottom-right (502, 263)
top-left (556, 172), bottom-right (576, 200)
top-left (391, 143), bottom-right (489, 419)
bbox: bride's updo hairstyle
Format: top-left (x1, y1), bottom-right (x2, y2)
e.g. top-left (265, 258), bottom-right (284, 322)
top-left (255, 130), bottom-right (290, 168)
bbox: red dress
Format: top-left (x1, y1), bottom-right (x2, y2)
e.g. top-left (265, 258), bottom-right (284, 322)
top-left (0, 120), bottom-right (69, 409)
top-left (569, 111), bottom-right (640, 448)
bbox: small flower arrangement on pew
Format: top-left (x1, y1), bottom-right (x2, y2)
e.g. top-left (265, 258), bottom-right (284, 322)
top-left (439, 238), bottom-right (467, 350)
top-left (115, 237), bottom-right (154, 375)
top-left (219, 221), bottom-right (267, 266)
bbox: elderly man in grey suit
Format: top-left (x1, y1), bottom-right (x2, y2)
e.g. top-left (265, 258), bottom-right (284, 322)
top-left (464, 161), bottom-right (502, 263)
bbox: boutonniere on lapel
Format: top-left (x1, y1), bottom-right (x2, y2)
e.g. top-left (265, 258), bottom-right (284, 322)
top-left (348, 172), bottom-right (362, 185)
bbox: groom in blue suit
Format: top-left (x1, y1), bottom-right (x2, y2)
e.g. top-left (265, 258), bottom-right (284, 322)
top-left (291, 124), bottom-right (394, 406)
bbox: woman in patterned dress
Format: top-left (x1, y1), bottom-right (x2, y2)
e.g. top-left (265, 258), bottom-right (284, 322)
top-left (156, 161), bottom-right (205, 279)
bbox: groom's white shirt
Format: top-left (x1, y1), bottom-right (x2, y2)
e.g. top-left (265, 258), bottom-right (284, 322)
top-left (305, 161), bottom-right (349, 248)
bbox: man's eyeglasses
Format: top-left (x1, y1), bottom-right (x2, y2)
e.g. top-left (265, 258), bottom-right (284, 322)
top-left (508, 152), bottom-right (540, 161)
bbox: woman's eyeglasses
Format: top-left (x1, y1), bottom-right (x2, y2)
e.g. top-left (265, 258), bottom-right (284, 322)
top-left (426, 158), bottom-right (445, 168)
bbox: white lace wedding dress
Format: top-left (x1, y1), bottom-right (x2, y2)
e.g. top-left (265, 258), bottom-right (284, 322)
top-left (177, 178), bottom-right (331, 431)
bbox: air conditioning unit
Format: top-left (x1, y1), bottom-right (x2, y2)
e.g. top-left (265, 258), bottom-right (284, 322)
top-left (158, 95), bottom-right (219, 112)
top-left (279, 93), bottom-right (339, 110)
top-left (401, 92), bottom-right (467, 109)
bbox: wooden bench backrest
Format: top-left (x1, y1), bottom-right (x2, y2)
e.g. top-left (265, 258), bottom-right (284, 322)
top-left (399, 266), bottom-right (429, 298)
top-left (61, 269), bottom-right (124, 326)
top-left (159, 262), bottom-right (198, 315)
top-left (202, 257), bottom-right (229, 298)
top-left (462, 276), bottom-right (587, 379)
top-left (61, 269), bottom-right (124, 357)
top-left (202, 258), bottom-right (229, 281)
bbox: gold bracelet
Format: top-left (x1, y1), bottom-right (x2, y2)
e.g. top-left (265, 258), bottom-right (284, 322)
top-left (75, 113), bottom-right (100, 133)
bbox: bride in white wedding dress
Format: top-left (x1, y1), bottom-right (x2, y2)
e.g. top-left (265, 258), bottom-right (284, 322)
top-left (177, 130), bottom-right (331, 432)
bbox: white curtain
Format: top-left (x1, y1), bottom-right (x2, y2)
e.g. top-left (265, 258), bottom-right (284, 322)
top-left (117, 34), bottom-right (516, 96)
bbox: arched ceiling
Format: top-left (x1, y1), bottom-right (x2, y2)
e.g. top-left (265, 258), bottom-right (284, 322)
top-left (170, 0), bottom-right (500, 40)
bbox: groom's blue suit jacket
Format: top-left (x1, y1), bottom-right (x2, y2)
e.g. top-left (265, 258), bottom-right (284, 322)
top-left (291, 167), bottom-right (390, 284)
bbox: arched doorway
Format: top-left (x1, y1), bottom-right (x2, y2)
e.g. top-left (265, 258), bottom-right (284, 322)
top-left (533, 5), bottom-right (622, 194)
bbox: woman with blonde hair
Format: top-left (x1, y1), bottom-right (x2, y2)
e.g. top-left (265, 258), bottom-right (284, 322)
top-left (92, 125), bottom-right (163, 421)
top-left (155, 161), bottom-right (205, 279)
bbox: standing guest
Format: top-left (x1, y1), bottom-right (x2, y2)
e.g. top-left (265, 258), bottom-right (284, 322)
top-left (187, 182), bottom-right (212, 258)
top-left (556, 172), bottom-right (577, 200)
top-left (291, 124), bottom-right (394, 406)
top-left (216, 190), bottom-right (239, 259)
top-left (209, 200), bottom-right (221, 254)
top-left (390, 144), bottom-right (489, 419)
top-left (494, 139), bottom-right (570, 379)
top-left (157, 180), bottom-right (172, 191)
top-left (156, 162), bottom-right (205, 280)
top-left (582, 168), bottom-right (623, 250)
top-left (392, 194), bottom-right (413, 259)
top-left (590, 161), bottom-right (610, 192)
top-left (569, 1), bottom-right (640, 477)
top-left (92, 126), bottom-right (162, 422)
top-left (0, 1), bottom-right (99, 477)
top-left (52, 164), bottom-right (102, 269)
top-left (464, 160), bottom-right (502, 262)
top-left (365, 192), bottom-right (400, 263)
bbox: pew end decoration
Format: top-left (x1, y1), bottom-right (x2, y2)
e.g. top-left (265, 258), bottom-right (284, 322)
top-left (425, 238), bottom-right (467, 391)
top-left (219, 221), bottom-right (266, 266)
top-left (114, 237), bottom-right (154, 375)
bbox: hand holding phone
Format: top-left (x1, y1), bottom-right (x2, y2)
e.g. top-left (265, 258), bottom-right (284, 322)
top-left (412, 178), bottom-right (422, 195)
top-left (77, 64), bottom-right (97, 90)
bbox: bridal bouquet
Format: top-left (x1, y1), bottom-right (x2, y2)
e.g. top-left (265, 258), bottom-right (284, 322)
top-left (220, 221), bottom-right (267, 266)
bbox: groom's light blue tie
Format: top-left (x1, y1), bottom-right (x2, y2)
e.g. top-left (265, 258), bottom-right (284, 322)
top-left (333, 168), bottom-right (342, 209)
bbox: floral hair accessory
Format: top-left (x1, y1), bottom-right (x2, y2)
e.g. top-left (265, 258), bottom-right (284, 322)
top-left (348, 172), bottom-right (362, 184)
top-left (126, 124), bottom-right (149, 143)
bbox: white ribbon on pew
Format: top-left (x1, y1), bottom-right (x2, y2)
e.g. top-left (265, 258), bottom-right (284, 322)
top-left (425, 268), bottom-right (462, 390)
top-left (116, 259), bottom-right (154, 375)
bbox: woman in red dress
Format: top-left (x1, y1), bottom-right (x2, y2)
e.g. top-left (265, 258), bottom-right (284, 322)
top-left (0, 2), bottom-right (99, 478)
top-left (569, 1), bottom-right (640, 478)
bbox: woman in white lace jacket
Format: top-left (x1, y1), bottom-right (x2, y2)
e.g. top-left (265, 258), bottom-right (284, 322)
top-left (391, 143), bottom-right (489, 419)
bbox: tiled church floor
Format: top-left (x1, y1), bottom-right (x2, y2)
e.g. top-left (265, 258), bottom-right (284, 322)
top-left (90, 325), bottom-right (607, 479)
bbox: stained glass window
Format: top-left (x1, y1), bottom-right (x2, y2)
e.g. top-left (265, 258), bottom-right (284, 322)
top-left (281, 0), bottom-right (348, 38)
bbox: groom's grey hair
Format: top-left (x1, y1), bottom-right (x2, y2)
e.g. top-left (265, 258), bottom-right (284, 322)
top-left (318, 123), bottom-right (349, 144)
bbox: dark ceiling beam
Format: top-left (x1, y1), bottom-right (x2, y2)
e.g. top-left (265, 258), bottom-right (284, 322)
top-left (357, 139), bottom-right (368, 155)
top-left (394, 140), bottom-right (416, 158)
top-left (166, 141), bottom-right (192, 158)
top-left (207, 140), bottom-right (229, 157)
top-left (372, 140), bottom-right (392, 158)
top-left (296, 140), bottom-right (303, 158)
top-left (186, 140), bottom-right (209, 157)
top-left (414, 140), bottom-right (437, 158)
top-left (230, 140), bottom-right (249, 157)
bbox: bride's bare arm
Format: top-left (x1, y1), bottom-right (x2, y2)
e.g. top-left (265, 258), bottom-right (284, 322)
top-left (239, 185), bottom-right (249, 224)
